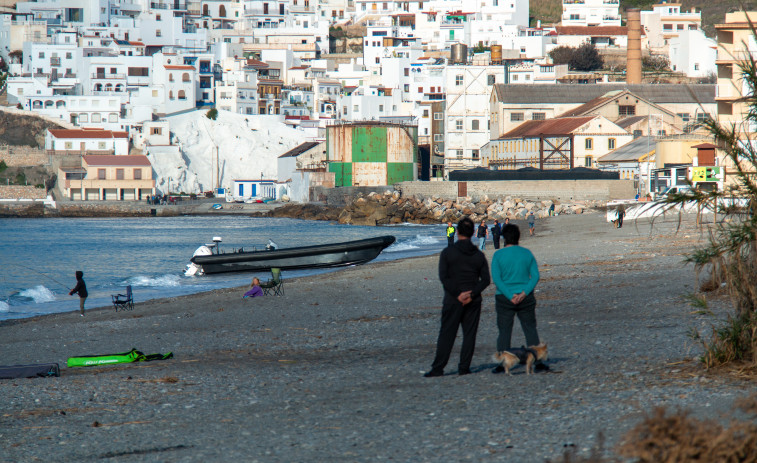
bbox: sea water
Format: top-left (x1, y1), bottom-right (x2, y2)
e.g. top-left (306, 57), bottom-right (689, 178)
top-left (0, 216), bottom-right (444, 321)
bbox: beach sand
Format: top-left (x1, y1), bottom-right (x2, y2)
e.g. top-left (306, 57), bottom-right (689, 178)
top-left (0, 213), bottom-right (743, 462)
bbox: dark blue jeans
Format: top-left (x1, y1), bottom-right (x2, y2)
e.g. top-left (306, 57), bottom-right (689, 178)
top-left (495, 293), bottom-right (539, 352)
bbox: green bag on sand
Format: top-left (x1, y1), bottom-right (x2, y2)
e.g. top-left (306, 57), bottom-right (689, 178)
top-left (67, 348), bottom-right (173, 368)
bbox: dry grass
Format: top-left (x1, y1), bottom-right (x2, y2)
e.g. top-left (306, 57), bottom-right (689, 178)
top-left (617, 399), bottom-right (757, 463)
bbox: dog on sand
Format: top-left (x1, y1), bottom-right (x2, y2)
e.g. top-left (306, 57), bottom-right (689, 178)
top-left (492, 343), bottom-right (548, 375)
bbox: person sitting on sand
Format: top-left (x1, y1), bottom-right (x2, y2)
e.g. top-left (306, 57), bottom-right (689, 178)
top-left (243, 277), bottom-right (264, 298)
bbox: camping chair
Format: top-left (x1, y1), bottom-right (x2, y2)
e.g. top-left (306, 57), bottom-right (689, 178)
top-left (261, 268), bottom-right (284, 296)
top-left (112, 285), bottom-right (134, 311)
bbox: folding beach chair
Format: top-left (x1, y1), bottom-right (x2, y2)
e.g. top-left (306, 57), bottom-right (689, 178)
top-left (261, 268), bottom-right (284, 296)
top-left (112, 285), bottom-right (134, 311)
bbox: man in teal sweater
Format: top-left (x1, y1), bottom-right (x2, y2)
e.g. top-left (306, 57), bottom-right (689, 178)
top-left (490, 223), bottom-right (547, 373)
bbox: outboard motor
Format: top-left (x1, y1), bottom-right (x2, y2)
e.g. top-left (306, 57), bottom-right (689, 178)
top-left (184, 245), bottom-right (214, 276)
top-left (265, 239), bottom-right (278, 251)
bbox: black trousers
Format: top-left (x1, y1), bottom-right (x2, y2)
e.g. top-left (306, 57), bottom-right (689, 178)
top-left (447, 236), bottom-right (455, 247)
top-left (495, 293), bottom-right (539, 352)
top-left (430, 297), bottom-right (482, 373)
top-left (493, 235), bottom-right (500, 249)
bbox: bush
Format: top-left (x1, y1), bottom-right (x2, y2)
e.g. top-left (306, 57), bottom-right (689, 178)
top-left (206, 108), bottom-right (218, 120)
top-left (14, 173), bottom-right (25, 185)
top-left (548, 43), bottom-right (603, 71)
top-left (642, 54), bottom-right (671, 72)
top-left (0, 160), bottom-right (7, 173)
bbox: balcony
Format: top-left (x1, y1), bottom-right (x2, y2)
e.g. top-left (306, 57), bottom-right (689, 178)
top-left (563, 0), bottom-right (585, 4)
top-left (199, 67), bottom-right (212, 74)
top-left (200, 82), bottom-right (212, 89)
top-left (50, 57), bottom-right (61, 66)
top-left (92, 73), bottom-right (126, 79)
top-left (603, 0), bottom-right (618, 3)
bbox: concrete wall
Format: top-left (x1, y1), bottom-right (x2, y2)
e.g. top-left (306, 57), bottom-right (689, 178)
top-left (396, 180), bottom-right (635, 201)
top-left (0, 146), bottom-right (48, 167)
top-left (0, 185), bottom-right (47, 199)
top-left (311, 185), bottom-right (392, 205)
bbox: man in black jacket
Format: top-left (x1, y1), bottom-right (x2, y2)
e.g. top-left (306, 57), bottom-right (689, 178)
top-left (425, 217), bottom-right (491, 377)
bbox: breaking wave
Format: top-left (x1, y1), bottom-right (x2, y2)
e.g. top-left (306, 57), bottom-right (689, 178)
top-left (17, 285), bottom-right (56, 303)
top-left (125, 274), bottom-right (182, 287)
top-left (387, 234), bottom-right (439, 252)
top-left (0, 301), bottom-right (9, 312)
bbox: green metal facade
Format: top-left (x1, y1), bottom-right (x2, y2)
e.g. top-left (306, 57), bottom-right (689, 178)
top-left (328, 124), bottom-right (417, 187)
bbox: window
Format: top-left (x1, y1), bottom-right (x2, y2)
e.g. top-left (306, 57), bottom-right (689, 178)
top-left (404, 68), bottom-right (409, 76)
top-left (156, 14), bottom-right (161, 20)
top-left (39, 52), bottom-right (44, 58)
top-left (353, 105), bottom-right (359, 112)
top-left (663, 24), bottom-right (672, 30)
top-left (91, 113), bottom-right (101, 122)
top-left (152, 90), bottom-right (159, 97)
top-left (689, 24), bottom-right (698, 30)
top-left (608, 138), bottom-right (616, 150)
top-left (98, 169), bottom-right (106, 180)
top-left (677, 112), bottom-right (690, 122)
top-left (169, 73), bottom-right (174, 82)
top-left (423, 109), bottom-right (429, 118)
top-left (110, 67), bottom-right (117, 74)
top-left (525, 75), bottom-right (530, 81)
top-left (418, 87), bottom-right (423, 93)
top-left (585, 138), bottom-right (593, 150)
top-left (433, 112), bottom-right (442, 120)
top-left (403, 84), bottom-right (409, 92)
top-left (584, 156), bottom-right (593, 167)
top-left (455, 119), bottom-right (463, 130)
top-left (694, 63), bottom-right (699, 71)
top-left (532, 112), bottom-right (545, 120)
top-left (455, 149), bottom-right (463, 158)
top-left (66, 52), bottom-right (72, 59)
top-left (471, 149), bottom-right (479, 160)
top-left (472, 120), bottom-right (479, 130)
top-left (633, 129), bottom-right (643, 138)
top-left (151, 127), bottom-right (162, 135)
top-left (156, 29), bottom-right (162, 37)
top-left (455, 75), bottom-right (463, 86)
top-left (677, 24), bottom-right (684, 30)
top-left (129, 67), bottom-right (149, 76)
top-left (116, 168), bottom-right (124, 180)
top-left (379, 105), bottom-right (383, 112)
top-left (434, 134), bottom-right (443, 141)
top-left (619, 105), bottom-right (636, 116)
top-left (108, 113), bottom-right (118, 122)
top-left (98, 142), bottom-right (106, 149)
top-left (511, 112), bottom-right (524, 122)
top-left (65, 142), bottom-right (73, 149)
top-left (182, 73), bottom-right (190, 82)
top-left (487, 74), bottom-right (495, 85)
top-left (512, 74), bottom-right (518, 81)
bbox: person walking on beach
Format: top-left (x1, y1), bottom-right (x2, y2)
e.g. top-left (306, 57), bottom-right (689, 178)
top-left (616, 204), bottom-right (625, 229)
top-left (477, 220), bottom-right (488, 250)
top-left (68, 271), bottom-right (88, 316)
top-left (527, 211), bottom-right (536, 236)
top-left (425, 217), bottom-right (490, 377)
top-left (445, 222), bottom-right (456, 247)
top-left (491, 224), bottom-right (547, 373)
top-left (491, 219), bottom-right (502, 249)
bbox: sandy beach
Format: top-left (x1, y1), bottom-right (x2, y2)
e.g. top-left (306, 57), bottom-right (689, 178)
top-left (0, 212), bottom-right (744, 462)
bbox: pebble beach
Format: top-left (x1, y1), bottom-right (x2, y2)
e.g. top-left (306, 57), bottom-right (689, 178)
top-left (0, 213), bottom-right (747, 462)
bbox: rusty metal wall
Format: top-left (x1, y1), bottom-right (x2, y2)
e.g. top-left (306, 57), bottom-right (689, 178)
top-left (386, 126), bottom-right (414, 163)
top-left (352, 162), bottom-right (386, 186)
top-left (327, 126), bottom-right (353, 163)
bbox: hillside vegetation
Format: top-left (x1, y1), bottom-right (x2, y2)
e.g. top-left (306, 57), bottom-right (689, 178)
top-left (530, 0), bottom-right (757, 36)
top-left (0, 111), bottom-right (63, 147)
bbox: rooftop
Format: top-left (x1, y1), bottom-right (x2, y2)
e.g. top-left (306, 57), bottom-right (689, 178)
top-left (83, 155), bottom-right (152, 167)
top-left (492, 84), bottom-right (715, 105)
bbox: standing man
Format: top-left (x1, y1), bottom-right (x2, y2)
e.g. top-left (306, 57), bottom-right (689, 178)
top-left (616, 204), bottom-right (625, 229)
top-left (445, 221), bottom-right (456, 247)
top-left (491, 224), bottom-right (546, 373)
top-left (491, 219), bottom-right (502, 249)
top-left (477, 220), bottom-right (488, 250)
top-left (425, 217), bottom-right (490, 377)
top-left (527, 211), bottom-right (536, 236)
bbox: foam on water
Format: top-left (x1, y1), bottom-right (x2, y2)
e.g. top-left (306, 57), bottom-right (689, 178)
top-left (126, 274), bottom-right (182, 287)
top-left (17, 285), bottom-right (56, 303)
top-left (0, 301), bottom-right (9, 312)
top-left (387, 234), bottom-right (440, 252)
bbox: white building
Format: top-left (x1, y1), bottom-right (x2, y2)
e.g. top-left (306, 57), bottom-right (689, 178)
top-left (45, 128), bottom-right (130, 155)
top-left (508, 61), bottom-right (569, 84)
top-left (641, 2), bottom-right (702, 51)
top-left (668, 29), bottom-right (716, 78)
top-left (561, 0), bottom-right (621, 27)
top-left (444, 62), bottom-right (507, 173)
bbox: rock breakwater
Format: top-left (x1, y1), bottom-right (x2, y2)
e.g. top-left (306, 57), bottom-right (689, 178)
top-left (261, 190), bottom-right (603, 226)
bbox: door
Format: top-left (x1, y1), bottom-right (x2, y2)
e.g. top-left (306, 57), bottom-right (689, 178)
top-left (457, 181), bottom-right (467, 197)
top-left (239, 184), bottom-right (244, 197)
top-left (251, 184), bottom-right (257, 197)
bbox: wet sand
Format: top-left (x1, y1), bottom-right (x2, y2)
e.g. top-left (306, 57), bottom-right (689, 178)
top-left (0, 213), bottom-right (744, 462)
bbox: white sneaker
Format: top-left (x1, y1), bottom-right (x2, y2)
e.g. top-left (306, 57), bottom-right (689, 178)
top-left (80, 313), bottom-right (84, 317)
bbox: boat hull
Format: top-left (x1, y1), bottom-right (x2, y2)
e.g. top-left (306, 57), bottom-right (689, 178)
top-left (190, 236), bottom-right (396, 274)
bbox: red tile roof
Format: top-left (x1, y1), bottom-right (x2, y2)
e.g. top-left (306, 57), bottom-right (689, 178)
top-left (501, 117), bottom-right (595, 138)
top-left (554, 26), bottom-right (630, 36)
top-left (83, 155), bottom-right (152, 167)
top-left (48, 129), bottom-right (128, 139)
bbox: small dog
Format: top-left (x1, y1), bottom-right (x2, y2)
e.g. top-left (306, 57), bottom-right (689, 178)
top-left (492, 343), bottom-right (548, 375)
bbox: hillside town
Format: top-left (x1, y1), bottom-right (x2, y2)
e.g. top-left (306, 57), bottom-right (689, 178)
top-left (0, 0), bottom-right (751, 208)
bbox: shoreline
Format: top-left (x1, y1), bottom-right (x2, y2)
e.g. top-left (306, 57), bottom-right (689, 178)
top-left (2, 212), bottom-right (742, 462)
